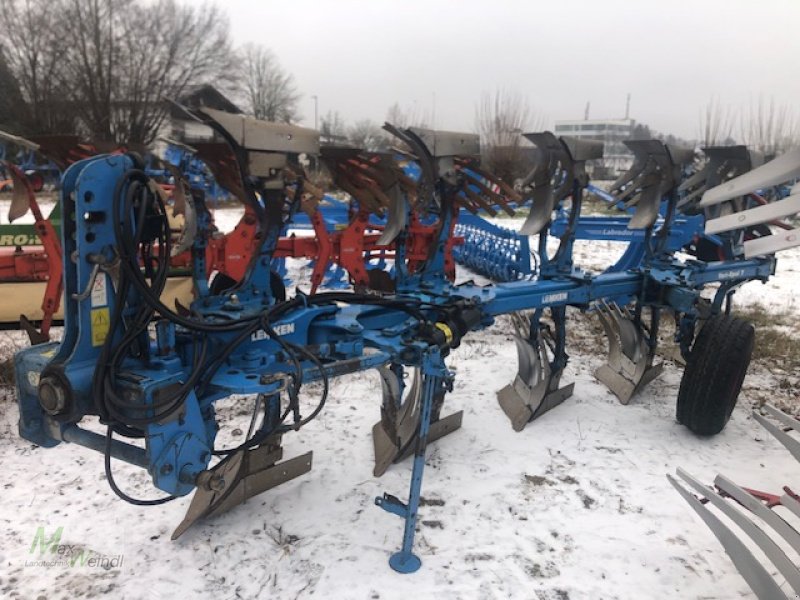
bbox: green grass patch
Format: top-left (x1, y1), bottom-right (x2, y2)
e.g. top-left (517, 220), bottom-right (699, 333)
top-left (735, 303), bottom-right (799, 369)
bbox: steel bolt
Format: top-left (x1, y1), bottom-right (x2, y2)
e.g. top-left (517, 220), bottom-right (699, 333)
top-left (196, 470), bottom-right (226, 492)
top-left (38, 377), bottom-right (67, 415)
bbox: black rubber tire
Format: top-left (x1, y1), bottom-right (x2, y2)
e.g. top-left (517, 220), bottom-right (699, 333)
top-left (676, 314), bottom-right (755, 435)
top-left (676, 315), bottom-right (755, 435)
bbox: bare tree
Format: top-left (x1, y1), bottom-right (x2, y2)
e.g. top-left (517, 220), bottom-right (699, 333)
top-left (60, 0), bottom-right (235, 144)
top-left (385, 101), bottom-right (430, 129)
top-left (0, 46), bottom-right (28, 133)
top-left (474, 88), bottom-right (542, 182)
top-left (348, 119), bottom-right (385, 151)
top-left (698, 97), bottom-right (735, 147)
top-left (320, 110), bottom-right (347, 144)
top-left (0, 0), bottom-right (76, 133)
top-left (739, 96), bottom-right (798, 156)
top-left (240, 43), bottom-right (300, 124)
top-left (111, 0), bottom-right (236, 144)
top-left (0, 0), bottom-right (235, 144)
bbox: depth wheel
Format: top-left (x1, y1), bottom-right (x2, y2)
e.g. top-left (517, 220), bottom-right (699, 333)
top-left (676, 314), bottom-right (755, 435)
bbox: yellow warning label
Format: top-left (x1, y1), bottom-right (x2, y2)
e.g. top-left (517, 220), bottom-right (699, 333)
top-left (91, 307), bottom-right (110, 347)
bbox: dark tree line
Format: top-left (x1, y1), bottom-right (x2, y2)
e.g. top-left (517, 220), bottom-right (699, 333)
top-left (0, 0), bottom-right (301, 145)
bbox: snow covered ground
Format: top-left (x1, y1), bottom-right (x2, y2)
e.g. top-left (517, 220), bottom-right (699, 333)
top-left (0, 210), bottom-right (798, 599)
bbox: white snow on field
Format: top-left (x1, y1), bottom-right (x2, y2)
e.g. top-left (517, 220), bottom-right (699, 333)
top-left (0, 209), bottom-right (798, 600)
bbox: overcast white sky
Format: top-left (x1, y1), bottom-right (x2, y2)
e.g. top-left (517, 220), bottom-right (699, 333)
top-left (221, 0), bottom-right (800, 140)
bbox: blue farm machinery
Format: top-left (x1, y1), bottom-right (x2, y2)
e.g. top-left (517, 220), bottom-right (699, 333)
top-left (9, 106), bottom-right (800, 585)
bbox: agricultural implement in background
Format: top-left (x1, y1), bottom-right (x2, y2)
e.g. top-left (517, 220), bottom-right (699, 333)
top-left (11, 105), bottom-right (800, 575)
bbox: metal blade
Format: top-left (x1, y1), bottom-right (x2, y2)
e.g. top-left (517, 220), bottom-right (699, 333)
top-left (596, 303), bottom-right (623, 370)
top-left (627, 183), bottom-right (662, 229)
top-left (715, 474), bottom-right (800, 554)
top-left (781, 494), bottom-right (800, 520)
top-left (0, 129), bottom-right (40, 151)
top-left (752, 409), bottom-right (800, 462)
top-left (372, 366), bottom-right (461, 476)
top-left (614, 314), bottom-right (643, 364)
top-left (668, 474), bottom-right (789, 600)
top-left (520, 184), bottom-right (554, 235)
top-left (172, 445), bottom-right (312, 539)
top-left (676, 468), bottom-right (800, 595)
top-left (744, 227), bottom-right (800, 258)
top-left (512, 335), bottom-right (540, 386)
top-left (762, 403), bottom-right (800, 431)
top-left (700, 148), bottom-right (800, 207)
top-left (705, 194), bottom-right (800, 235)
top-left (3, 162), bottom-right (32, 222)
top-left (396, 371), bottom-right (422, 448)
top-left (497, 320), bottom-right (574, 430)
top-left (376, 187), bottom-right (407, 246)
top-left (170, 181), bottom-right (197, 257)
top-left (594, 302), bottom-right (660, 404)
top-left (165, 164), bottom-right (188, 217)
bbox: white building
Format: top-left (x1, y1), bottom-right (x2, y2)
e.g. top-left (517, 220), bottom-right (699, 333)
top-left (554, 118), bottom-right (635, 176)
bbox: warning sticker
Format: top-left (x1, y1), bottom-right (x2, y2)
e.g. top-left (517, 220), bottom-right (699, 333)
top-left (91, 273), bottom-right (107, 307)
top-left (91, 307), bottom-right (110, 347)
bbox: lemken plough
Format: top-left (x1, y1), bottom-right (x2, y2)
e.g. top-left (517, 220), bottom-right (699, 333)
top-left (11, 106), bottom-right (800, 575)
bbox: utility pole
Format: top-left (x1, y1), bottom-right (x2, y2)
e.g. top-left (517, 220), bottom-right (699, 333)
top-left (311, 95), bottom-right (318, 131)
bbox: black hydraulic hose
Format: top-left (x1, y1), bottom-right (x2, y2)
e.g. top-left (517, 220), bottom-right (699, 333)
top-left (104, 427), bottom-right (177, 506)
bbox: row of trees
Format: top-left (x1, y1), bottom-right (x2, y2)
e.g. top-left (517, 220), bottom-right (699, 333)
top-left (2, 0), bottom-right (796, 160)
top-left (318, 92), bottom-right (542, 183)
top-left (0, 0), bottom-right (301, 144)
top-left (698, 96), bottom-right (799, 155)
top-left (319, 102), bottom-right (434, 151)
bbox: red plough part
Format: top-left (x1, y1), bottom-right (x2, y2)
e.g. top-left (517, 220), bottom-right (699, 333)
top-left (0, 161), bottom-right (62, 342)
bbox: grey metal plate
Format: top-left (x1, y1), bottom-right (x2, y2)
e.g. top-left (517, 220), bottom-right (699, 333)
top-left (408, 127), bottom-right (480, 158)
top-left (199, 107), bottom-right (320, 155)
